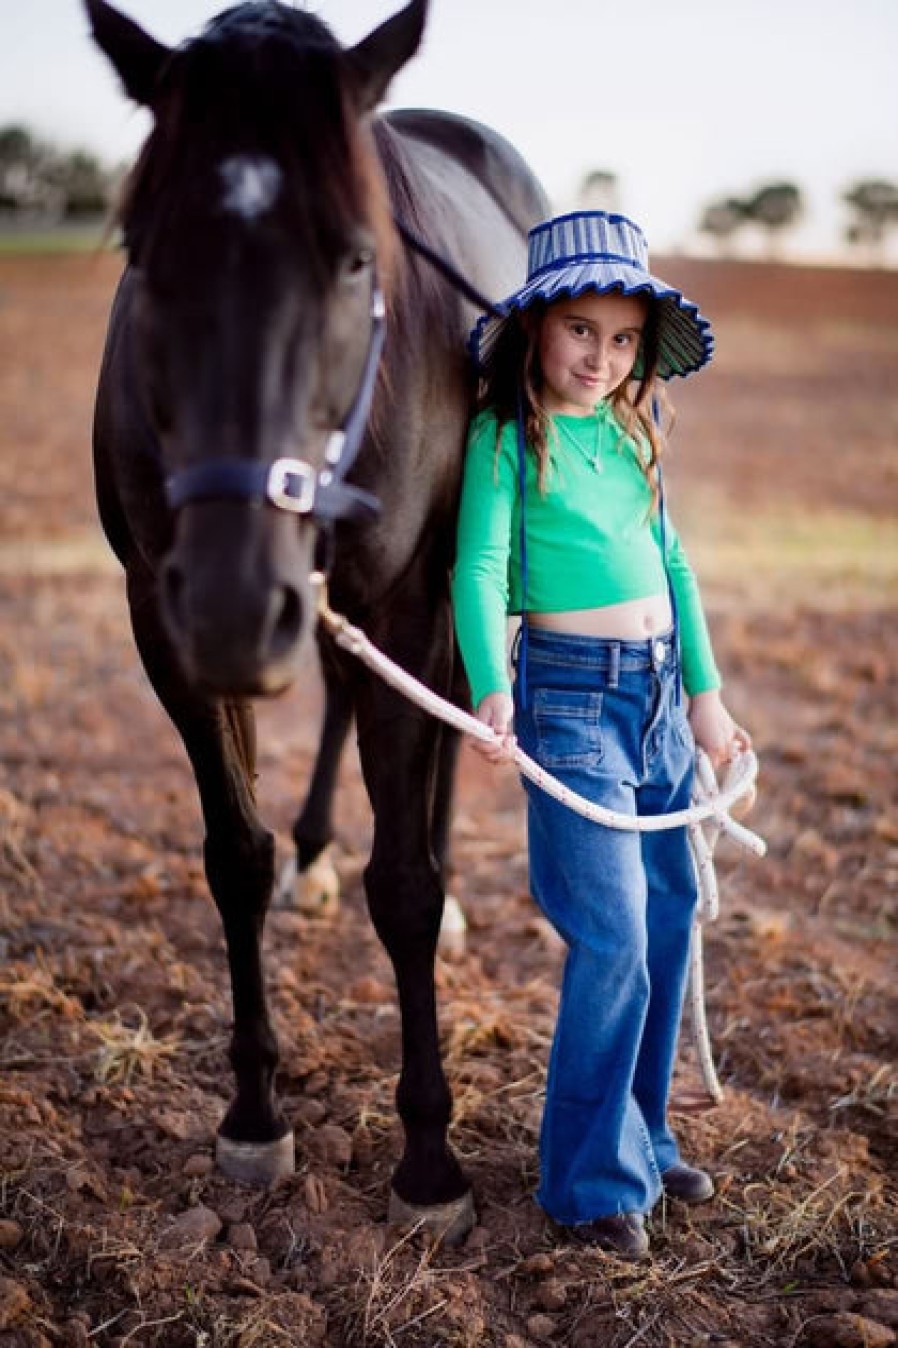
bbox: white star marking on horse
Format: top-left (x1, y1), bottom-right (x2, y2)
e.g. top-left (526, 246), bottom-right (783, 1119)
top-left (219, 155), bottom-right (283, 220)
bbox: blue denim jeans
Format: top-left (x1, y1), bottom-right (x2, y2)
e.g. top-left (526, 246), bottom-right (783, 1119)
top-left (513, 626), bottom-right (698, 1224)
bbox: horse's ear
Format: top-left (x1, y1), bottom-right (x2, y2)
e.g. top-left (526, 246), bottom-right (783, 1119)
top-left (344, 0), bottom-right (428, 113)
top-left (84, 0), bottom-right (172, 107)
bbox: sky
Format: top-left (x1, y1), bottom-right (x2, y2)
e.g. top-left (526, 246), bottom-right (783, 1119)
top-left (2, 0), bottom-right (896, 259)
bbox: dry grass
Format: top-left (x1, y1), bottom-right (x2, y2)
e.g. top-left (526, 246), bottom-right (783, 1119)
top-left (89, 1006), bottom-right (182, 1085)
top-left (0, 254), bottom-right (896, 1345)
top-left (357, 1223), bottom-right (445, 1347)
top-left (687, 500), bottom-right (898, 612)
top-left (830, 1065), bottom-right (898, 1117)
top-left (0, 786), bottom-right (41, 895)
top-left (0, 963), bottom-right (84, 1022)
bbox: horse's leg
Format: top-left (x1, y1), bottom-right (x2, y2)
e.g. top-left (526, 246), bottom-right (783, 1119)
top-left (431, 720), bottom-right (469, 959)
top-left (432, 647), bottom-right (472, 881)
top-left (354, 599), bottom-right (474, 1243)
top-left (431, 652), bottom-right (470, 958)
top-left (431, 726), bottom-right (460, 891)
top-left (278, 629), bottom-right (352, 915)
top-left (126, 563), bottom-right (293, 1183)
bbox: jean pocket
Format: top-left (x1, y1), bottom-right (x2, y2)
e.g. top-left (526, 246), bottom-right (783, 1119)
top-left (533, 688), bottom-right (604, 768)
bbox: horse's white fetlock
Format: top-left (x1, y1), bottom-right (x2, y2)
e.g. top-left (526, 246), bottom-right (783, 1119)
top-left (275, 845), bottom-right (340, 917)
top-left (438, 894), bottom-right (468, 960)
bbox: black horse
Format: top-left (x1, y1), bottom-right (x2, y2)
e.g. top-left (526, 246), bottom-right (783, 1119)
top-left (86, 0), bottom-right (548, 1238)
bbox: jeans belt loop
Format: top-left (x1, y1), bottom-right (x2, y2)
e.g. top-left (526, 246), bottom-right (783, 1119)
top-left (607, 641), bottom-right (621, 689)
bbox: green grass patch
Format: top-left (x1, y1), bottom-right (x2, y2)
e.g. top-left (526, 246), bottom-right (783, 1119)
top-left (0, 223), bottom-right (115, 254)
top-left (0, 532), bottom-right (118, 577)
top-left (686, 503), bottom-right (898, 611)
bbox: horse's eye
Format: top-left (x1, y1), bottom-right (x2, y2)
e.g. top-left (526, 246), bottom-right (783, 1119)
top-left (344, 247), bottom-right (374, 278)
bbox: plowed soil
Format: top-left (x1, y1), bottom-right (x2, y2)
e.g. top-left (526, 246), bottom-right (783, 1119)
top-left (0, 251), bottom-right (896, 1348)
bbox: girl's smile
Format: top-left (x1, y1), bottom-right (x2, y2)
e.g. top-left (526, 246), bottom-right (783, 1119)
top-left (537, 290), bottom-right (648, 416)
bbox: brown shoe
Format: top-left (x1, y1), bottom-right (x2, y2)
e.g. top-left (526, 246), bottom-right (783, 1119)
top-left (564, 1212), bottom-right (650, 1261)
top-left (661, 1164), bottom-right (714, 1204)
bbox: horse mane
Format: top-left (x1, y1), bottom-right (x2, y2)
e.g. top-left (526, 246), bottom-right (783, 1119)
top-left (119, 3), bottom-right (395, 286)
top-left (363, 117), bottom-right (467, 455)
top-left (115, 2), bottom-right (470, 465)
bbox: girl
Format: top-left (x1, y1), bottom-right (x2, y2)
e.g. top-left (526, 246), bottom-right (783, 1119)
top-left (452, 210), bottom-right (751, 1261)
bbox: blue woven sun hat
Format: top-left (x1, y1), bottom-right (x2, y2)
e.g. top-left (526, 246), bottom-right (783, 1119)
top-left (470, 210), bottom-right (714, 380)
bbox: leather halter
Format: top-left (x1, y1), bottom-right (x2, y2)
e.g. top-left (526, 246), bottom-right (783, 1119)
top-left (162, 218), bottom-right (503, 531)
top-left (164, 286), bottom-right (386, 525)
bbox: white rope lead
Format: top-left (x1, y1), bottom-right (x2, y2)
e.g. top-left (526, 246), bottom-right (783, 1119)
top-left (313, 576), bottom-right (764, 1099)
top-left (315, 581), bottom-right (764, 852)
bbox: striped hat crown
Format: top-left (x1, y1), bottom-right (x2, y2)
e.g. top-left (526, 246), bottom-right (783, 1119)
top-left (470, 210), bottom-right (713, 381)
top-left (528, 212), bottom-right (649, 279)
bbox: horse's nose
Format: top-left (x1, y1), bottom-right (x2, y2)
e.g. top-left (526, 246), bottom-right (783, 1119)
top-left (161, 556), bottom-right (305, 694)
top-left (264, 581), bottom-right (303, 664)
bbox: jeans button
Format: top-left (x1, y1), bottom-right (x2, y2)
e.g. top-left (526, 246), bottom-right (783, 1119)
top-left (653, 639), bottom-right (666, 665)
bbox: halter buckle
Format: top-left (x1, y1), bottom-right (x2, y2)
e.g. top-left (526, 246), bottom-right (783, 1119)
top-left (266, 457), bottom-right (317, 514)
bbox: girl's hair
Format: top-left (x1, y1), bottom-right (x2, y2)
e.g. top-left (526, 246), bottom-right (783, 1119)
top-left (475, 292), bottom-right (672, 511)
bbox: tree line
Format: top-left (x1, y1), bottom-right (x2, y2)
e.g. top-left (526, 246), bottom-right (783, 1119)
top-left (0, 124), bottom-right (118, 220)
top-left (3, 122), bottom-right (897, 262)
top-left (579, 170), bottom-right (898, 262)
top-left (698, 179), bottom-right (898, 260)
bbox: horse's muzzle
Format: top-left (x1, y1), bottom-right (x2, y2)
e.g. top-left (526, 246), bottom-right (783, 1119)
top-left (160, 503), bottom-right (312, 696)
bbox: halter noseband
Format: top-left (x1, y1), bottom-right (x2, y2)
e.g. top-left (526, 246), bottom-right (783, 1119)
top-left (164, 286), bottom-right (386, 528)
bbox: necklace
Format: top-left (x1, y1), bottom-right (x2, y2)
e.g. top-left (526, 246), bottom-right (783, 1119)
top-left (555, 409), bottom-right (605, 473)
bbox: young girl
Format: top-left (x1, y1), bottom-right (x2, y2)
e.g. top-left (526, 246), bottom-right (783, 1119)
top-left (452, 210), bottom-right (751, 1261)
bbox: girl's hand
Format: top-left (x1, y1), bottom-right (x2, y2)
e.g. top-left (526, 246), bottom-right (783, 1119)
top-left (471, 692), bottom-right (516, 764)
top-left (687, 689), bottom-right (752, 770)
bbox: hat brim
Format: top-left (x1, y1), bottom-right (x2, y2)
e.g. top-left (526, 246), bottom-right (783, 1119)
top-left (469, 263), bottom-right (714, 381)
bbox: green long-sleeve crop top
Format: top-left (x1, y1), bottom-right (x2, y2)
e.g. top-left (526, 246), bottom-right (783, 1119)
top-left (451, 404), bottom-right (721, 707)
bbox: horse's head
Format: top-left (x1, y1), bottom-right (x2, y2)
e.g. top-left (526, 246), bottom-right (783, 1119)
top-left (86, 0), bottom-right (426, 694)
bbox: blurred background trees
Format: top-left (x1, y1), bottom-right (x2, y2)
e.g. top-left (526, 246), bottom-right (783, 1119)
top-left (2, 118), bottom-right (897, 269)
top-left (697, 175), bottom-right (898, 265)
top-left (843, 178), bottom-right (898, 261)
top-left (698, 181), bottom-right (804, 257)
top-left (698, 197), bottom-right (749, 255)
top-left (744, 182), bottom-right (804, 254)
top-left (576, 169), bottom-right (620, 213)
top-left (0, 123), bottom-right (116, 222)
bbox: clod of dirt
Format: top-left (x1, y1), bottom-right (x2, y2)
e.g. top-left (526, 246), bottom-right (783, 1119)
top-left (303, 1170), bottom-right (329, 1214)
top-left (860, 1294), bottom-right (898, 1330)
top-left (798, 1312), bottom-right (897, 1348)
top-left (0, 1276), bottom-right (31, 1328)
top-left (181, 1151), bottom-right (214, 1177)
top-left (526, 1312), bottom-right (558, 1340)
top-left (534, 1279), bottom-right (567, 1311)
top-left (226, 1221), bottom-right (258, 1252)
top-left (0, 1220), bottom-right (24, 1250)
top-left (309, 1121), bottom-right (353, 1168)
top-left (60, 1317), bottom-right (91, 1348)
top-left (159, 1202), bottom-right (222, 1248)
top-left (517, 1251), bottom-right (554, 1278)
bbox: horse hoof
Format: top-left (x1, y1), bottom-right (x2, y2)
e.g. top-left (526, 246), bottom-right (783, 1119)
top-left (274, 854), bottom-right (297, 908)
top-left (276, 848), bottom-right (340, 917)
top-left (387, 1188), bottom-right (476, 1246)
top-left (216, 1130), bottom-right (295, 1185)
top-left (437, 894), bottom-right (467, 961)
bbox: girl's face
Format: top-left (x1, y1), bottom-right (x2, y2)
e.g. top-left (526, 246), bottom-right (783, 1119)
top-left (536, 290), bottom-right (648, 416)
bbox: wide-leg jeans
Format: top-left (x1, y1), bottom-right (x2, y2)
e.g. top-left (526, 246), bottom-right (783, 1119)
top-left (513, 626), bottom-right (699, 1224)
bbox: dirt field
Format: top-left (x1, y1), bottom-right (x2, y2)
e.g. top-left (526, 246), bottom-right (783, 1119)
top-left (0, 250), bottom-right (896, 1348)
